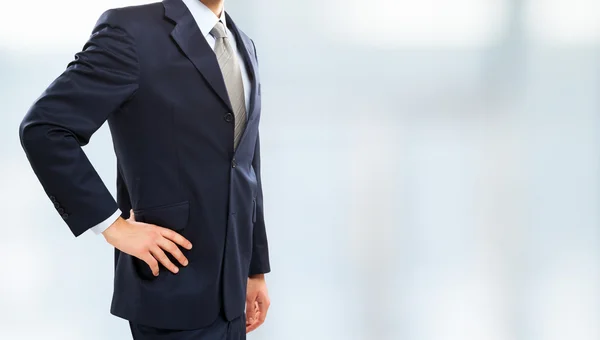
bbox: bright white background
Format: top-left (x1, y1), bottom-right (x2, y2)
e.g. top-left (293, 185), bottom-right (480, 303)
top-left (1, 0), bottom-right (599, 339)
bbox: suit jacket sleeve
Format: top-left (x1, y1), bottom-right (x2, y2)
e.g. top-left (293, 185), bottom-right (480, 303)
top-left (249, 132), bottom-right (271, 276)
top-left (19, 10), bottom-right (139, 237)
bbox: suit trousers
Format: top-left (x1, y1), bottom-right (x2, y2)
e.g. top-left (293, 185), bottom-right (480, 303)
top-left (129, 310), bottom-right (246, 340)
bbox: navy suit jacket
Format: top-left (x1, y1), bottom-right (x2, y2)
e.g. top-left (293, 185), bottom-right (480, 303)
top-left (19, 0), bottom-right (270, 330)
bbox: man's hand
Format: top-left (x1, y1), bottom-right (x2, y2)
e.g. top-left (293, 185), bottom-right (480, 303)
top-left (246, 274), bottom-right (270, 333)
top-left (102, 210), bottom-right (192, 276)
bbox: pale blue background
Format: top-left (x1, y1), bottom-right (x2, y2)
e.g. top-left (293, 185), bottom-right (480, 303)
top-left (1, 0), bottom-right (599, 339)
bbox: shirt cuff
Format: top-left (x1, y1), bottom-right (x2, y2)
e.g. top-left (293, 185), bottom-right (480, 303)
top-left (89, 209), bottom-right (122, 235)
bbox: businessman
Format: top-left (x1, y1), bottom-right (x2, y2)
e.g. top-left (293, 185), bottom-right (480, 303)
top-left (19, 0), bottom-right (270, 338)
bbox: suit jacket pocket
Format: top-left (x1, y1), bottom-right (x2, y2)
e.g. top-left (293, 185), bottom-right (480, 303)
top-left (133, 201), bottom-right (189, 231)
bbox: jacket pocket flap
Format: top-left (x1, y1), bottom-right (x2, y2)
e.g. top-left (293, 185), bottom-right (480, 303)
top-left (133, 201), bottom-right (189, 231)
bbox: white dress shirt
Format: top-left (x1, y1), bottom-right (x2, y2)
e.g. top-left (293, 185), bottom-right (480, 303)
top-left (90, 1), bottom-right (251, 235)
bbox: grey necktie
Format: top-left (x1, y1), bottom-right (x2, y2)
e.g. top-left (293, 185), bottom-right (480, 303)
top-left (210, 21), bottom-right (247, 149)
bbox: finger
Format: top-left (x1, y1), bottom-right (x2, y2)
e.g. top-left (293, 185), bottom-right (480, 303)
top-left (141, 253), bottom-right (159, 276)
top-left (246, 293), bottom-right (258, 328)
top-left (150, 246), bottom-right (179, 274)
top-left (159, 228), bottom-right (192, 250)
top-left (255, 292), bottom-right (270, 326)
top-left (129, 209), bottom-right (136, 222)
top-left (246, 312), bottom-right (261, 333)
top-left (157, 237), bottom-right (188, 267)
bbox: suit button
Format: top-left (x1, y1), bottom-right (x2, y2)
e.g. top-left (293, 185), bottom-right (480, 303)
top-left (50, 196), bottom-right (56, 202)
top-left (61, 213), bottom-right (69, 220)
top-left (224, 113), bottom-right (234, 123)
top-left (232, 159), bottom-right (237, 168)
top-left (54, 202), bottom-right (60, 208)
top-left (58, 208), bottom-right (65, 214)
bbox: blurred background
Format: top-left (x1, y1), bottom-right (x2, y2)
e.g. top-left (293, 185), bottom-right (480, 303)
top-left (1, 0), bottom-right (599, 339)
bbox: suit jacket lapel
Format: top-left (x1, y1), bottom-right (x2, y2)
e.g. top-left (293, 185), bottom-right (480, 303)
top-left (163, 0), bottom-right (232, 111)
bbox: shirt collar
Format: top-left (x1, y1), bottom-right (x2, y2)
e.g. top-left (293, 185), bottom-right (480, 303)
top-left (181, 0), bottom-right (227, 38)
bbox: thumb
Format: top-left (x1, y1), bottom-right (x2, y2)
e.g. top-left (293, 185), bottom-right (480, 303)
top-left (129, 209), bottom-right (136, 222)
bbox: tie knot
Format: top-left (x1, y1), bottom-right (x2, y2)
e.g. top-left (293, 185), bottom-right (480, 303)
top-left (210, 21), bottom-right (227, 39)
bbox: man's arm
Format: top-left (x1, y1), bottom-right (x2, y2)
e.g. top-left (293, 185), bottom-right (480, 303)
top-left (19, 10), bottom-right (138, 237)
top-left (19, 10), bottom-right (195, 276)
top-left (245, 132), bottom-right (272, 333)
top-left (244, 40), bottom-right (271, 334)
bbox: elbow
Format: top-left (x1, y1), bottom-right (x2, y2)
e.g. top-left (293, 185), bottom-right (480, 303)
top-left (19, 119), bottom-right (43, 153)
top-left (18, 113), bottom-right (59, 156)
top-left (19, 105), bottom-right (80, 153)
top-left (19, 117), bottom-right (34, 152)
top-left (19, 105), bottom-right (43, 150)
